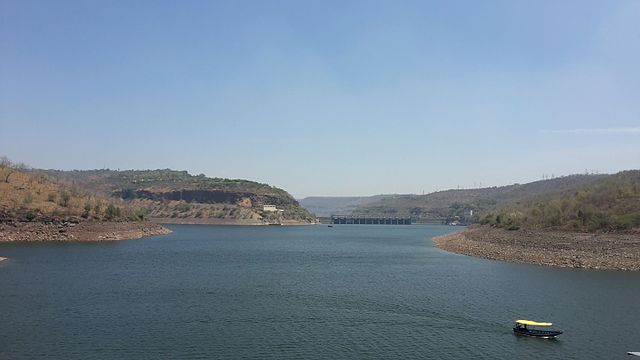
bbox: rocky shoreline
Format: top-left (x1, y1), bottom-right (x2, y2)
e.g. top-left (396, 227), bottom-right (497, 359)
top-left (433, 225), bottom-right (640, 271)
top-left (0, 221), bottom-right (172, 242)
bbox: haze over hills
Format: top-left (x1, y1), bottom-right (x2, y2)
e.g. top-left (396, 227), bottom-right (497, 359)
top-left (350, 174), bottom-right (611, 223)
top-left (298, 196), bottom-right (391, 217)
top-left (298, 173), bottom-right (637, 227)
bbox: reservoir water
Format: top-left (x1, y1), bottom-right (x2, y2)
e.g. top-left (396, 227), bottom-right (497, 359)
top-left (1, 224), bottom-right (638, 359)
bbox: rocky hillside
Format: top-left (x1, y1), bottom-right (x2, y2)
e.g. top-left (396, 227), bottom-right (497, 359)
top-left (37, 169), bottom-right (315, 224)
top-left (0, 160), bottom-right (137, 222)
top-left (352, 174), bottom-right (607, 223)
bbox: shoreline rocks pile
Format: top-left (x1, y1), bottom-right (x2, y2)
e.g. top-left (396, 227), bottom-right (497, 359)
top-left (0, 221), bottom-right (172, 242)
top-left (433, 225), bottom-right (640, 271)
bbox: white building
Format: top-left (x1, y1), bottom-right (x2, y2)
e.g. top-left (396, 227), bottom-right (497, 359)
top-left (263, 205), bottom-right (278, 212)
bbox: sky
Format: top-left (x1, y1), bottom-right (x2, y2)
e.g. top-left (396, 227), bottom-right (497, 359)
top-left (1, 0), bottom-right (639, 198)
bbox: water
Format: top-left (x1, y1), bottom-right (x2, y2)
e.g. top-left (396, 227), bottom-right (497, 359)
top-left (0, 224), bottom-right (638, 359)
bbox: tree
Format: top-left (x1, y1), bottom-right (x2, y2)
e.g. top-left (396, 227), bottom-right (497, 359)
top-left (0, 156), bottom-right (12, 168)
top-left (1, 157), bottom-right (28, 183)
top-left (82, 202), bottom-right (92, 219)
top-left (94, 201), bottom-right (102, 217)
top-left (59, 191), bottom-right (71, 207)
top-left (105, 203), bottom-right (120, 220)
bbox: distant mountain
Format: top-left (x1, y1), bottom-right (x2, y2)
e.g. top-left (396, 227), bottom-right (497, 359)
top-left (35, 169), bottom-right (315, 224)
top-left (352, 174), bottom-right (608, 223)
top-left (298, 195), bottom-right (391, 217)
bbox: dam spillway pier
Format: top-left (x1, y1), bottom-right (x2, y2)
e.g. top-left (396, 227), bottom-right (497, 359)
top-left (330, 215), bottom-right (412, 225)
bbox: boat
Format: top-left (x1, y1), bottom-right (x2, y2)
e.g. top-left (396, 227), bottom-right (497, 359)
top-left (628, 352), bottom-right (640, 356)
top-left (513, 320), bottom-right (563, 338)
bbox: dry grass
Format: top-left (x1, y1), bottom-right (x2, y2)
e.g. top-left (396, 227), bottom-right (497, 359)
top-left (0, 167), bottom-right (120, 220)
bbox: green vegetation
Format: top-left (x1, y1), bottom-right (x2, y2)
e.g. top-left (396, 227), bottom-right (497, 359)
top-left (82, 202), bottom-right (92, 218)
top-left (133, 207), bottom-right (149, 221)
top-left (25, 209), bottom-right (38, 222)
top-left (104, 203), bottom-right (122, 220)
top-left (59, 191), bottom-right (71, 207)
top-left (480, 171), bottom-right (640, 231)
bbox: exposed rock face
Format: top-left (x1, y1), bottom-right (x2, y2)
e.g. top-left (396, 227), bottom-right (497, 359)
top-left (116, 189), bottom-right (299, 208)
top-left (0, 221), bottom-right (172, 242)
top-left (433, 225), bottom-right (640, 271)
top-left (237, 197), bottom-right (252, 208)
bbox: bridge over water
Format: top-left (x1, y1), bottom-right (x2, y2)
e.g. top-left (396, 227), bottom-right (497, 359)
top-left (330, 215), bottom-right (412, 225)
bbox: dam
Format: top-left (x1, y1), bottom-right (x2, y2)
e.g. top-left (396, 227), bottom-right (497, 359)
top-left (330, 215), bottom-right (412, 225)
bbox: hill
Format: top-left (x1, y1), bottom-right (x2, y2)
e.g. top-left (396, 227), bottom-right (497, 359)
top-left (37, 169), bottom-right (315, 224)
top-left (352, 174), bottom-right (607, 223)
top-left (0, 159), bottom-right (138, 222)
top-left (0, 157), bottom-right (171, 242)
top-left (480, 170), bottom-right (640, 231)
top-left (298, 195), bottom-right (391, 217)
top-left (432, 170), bottom-right (640, 270)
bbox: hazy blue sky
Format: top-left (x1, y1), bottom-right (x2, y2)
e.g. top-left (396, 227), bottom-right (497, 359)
top-left (1, 0), bottom-right (639, 197)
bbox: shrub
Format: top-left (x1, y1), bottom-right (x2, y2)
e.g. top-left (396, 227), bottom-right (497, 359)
top-left (611, 213), bottom-right (640, 231)
top-left (59, 191), bottom-right (71, 207)
top-left (94, 201), bottom-right (102, 217)
top-left (133, 208), bottom-right (149, 221)
top-left (47, 193), bottom-right (56, 202)
top-left (175, 201), bottom-right (192, 213)
top-left (105, 203), bottom-right (121, 220)
top-left (82, 202), bottom-right (92, 219)
top-left (25, 209), bottom-right (38, 221)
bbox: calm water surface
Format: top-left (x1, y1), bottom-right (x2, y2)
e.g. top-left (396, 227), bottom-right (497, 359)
top-left (0, 225), bottom-right (638, 359)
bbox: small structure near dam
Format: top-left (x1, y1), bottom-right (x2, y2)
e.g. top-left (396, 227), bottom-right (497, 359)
top-left (330, 215), bottom-right (412, 225)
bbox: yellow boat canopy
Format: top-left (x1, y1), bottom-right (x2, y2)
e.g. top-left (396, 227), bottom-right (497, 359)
top-left (515, 320), bottom-right (553, 326)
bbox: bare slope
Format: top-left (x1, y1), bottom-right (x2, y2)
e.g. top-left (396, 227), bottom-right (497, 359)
top-left (1, 163), bottom-right (137, 222)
